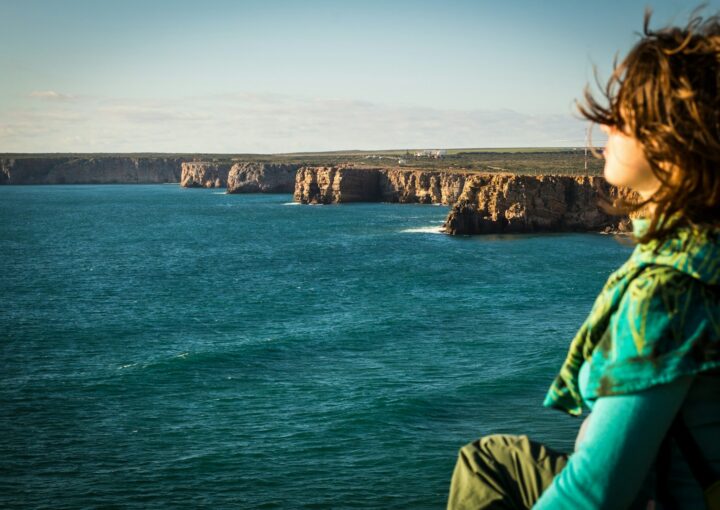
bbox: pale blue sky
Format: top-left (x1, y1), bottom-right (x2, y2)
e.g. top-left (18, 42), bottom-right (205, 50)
top-left (0, 0), bottom-right (715, 153)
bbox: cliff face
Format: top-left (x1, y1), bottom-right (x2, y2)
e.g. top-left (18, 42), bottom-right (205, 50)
top-left (294, 166), bottom-right (637, 234)
top-left (442, 174), bottom-right (637, 234)
top-left (180, 162), bottom-right (232, 188)
top-left (227, 163), bottom-right (301, 193)
top-left (294, 165), bottom-right (382, 203)
top-left (294, 165), bottom-right (468, 205)
top-left (0, 157), bottom-right (184, 184)
top-left (0, 162), bottom-right (9, 185)
top-left (379, 170), bottom-right (467, 204)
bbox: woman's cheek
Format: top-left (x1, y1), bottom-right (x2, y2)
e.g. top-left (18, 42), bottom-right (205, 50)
top-left (603, 154), bottom-right (627, 187)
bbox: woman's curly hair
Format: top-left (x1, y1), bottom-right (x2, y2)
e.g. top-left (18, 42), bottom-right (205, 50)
top-left (578, 7), bottom-right (720, 244)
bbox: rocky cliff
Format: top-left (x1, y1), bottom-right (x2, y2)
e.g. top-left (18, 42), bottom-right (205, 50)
top-left (294, 165), bottom-right (382, 203)
top-left (294, 165), bottom-right (638, 234)
top-left (379, 169), bottom-right (467, 204)
top-left (441, 174), bottom-right (637, 235)
top-left (0, 157), bottom-right (184, 184)
top-left (294, 165), bottom-right (468, 204)
top-left (226, 162), bottom-right (301, 193)
top-left (180, 161), bottom-right (232, 188)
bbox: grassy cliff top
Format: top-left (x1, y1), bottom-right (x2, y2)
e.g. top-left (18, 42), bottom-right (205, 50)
top-left (0, 147), bottom-right (604, 176)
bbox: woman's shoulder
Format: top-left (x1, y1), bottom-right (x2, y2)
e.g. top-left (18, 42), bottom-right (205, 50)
top-left (585, 264), bottom-right (720, 398)
top-left (611, 264), bottom-right (718, 351)
top-left (621, 264), bottom-right (719, 316)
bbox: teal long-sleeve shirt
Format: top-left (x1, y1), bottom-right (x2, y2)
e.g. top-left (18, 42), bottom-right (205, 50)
top-left (533, 369), bottom-right (695, 509)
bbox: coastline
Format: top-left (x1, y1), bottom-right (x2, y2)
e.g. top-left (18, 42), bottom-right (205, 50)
top-left (1, 151), bottom-right (632, 236)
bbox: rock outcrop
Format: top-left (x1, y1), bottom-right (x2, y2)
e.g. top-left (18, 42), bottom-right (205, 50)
top-left (441, 174), bottom-right (638, 235)
top-left (180, 161), bottom-right (232, 188)
top-left (294, 165), bottom-right (382, 203)
top-left (294, 166), bottom-right (639, 234)
top-left (1, 157), bottom-right (302, 190)
top-left (0, 157), bottom-right (184, 184)
top-left (227, 162), bottom-right (301, 193)
top-left (294, 165), bottom-right (468, 205)
top-left (379, 170), bottom-right (467, 204)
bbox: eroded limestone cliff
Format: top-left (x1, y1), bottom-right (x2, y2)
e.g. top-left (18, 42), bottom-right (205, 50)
top-left (294, 165), bottom-right (468, 204)
top-left (180, 162), bottom-right (232, 188)
top-left (379, 169), bottom-right (467, 204)
top-left (227, 163), bottom-right (301, 193)
top-left (0, 157), bottom-right (184, 184)
top-left (441, 174), bottom-right (637, 234)
top-left (294, 165), bottom-right (381, 203)
top-left (294, 166), bottom-right (638, 234)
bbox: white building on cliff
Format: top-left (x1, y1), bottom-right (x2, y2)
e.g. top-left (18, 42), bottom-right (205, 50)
top-left (413, 149), bottom-right (447, 159)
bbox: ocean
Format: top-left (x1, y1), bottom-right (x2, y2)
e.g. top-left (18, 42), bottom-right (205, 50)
top-left (0, 185), bottom-right (633, 509)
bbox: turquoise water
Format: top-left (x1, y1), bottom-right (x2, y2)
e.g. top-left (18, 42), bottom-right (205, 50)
top-left (0, 185), bottom-right (633, 509)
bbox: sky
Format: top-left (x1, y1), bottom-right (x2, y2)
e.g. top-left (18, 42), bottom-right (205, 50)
top-left (0, 0), bottom-right (716, 153)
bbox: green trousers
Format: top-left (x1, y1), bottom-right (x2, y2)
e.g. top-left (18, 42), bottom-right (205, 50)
top-left (447, 434), bottom-right (569, 510)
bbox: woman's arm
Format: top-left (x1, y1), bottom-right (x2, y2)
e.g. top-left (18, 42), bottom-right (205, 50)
top-left (533, 375), bottom-right (694, 509)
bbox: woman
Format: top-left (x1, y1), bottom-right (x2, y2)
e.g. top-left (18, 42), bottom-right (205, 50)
top-left (447, 8), bottom-right (720, 510)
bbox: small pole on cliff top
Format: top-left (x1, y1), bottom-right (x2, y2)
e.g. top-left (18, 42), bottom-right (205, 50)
top-left (584, 126), bottom-right (589, 175)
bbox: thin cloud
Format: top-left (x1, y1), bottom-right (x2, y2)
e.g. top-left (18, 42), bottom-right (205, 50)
top-left (98, 104), bottom-right (211, 122)
top-left (1, 91), bottom-right (591, 152)
top-left (28, 90), bottom-right (74, 102)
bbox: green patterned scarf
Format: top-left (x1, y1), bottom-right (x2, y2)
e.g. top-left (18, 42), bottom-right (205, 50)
top-left (543, 216), bottom-right (720, 416)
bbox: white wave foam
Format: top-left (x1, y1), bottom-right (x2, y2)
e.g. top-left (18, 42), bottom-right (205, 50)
top-left (282, 202), bottom-right (301, 206)
top-left (213, 192), bottom-right (227, 195)
top-left (400, 225), bottom-right (446, 234)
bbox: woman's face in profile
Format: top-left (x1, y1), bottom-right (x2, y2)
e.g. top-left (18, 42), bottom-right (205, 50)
top-left (600, 123), bottom-right (660, 199)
